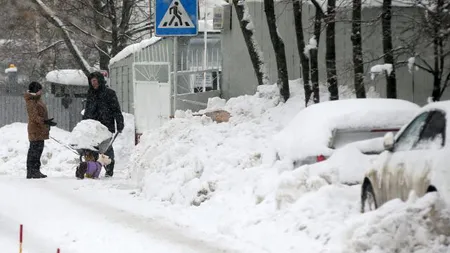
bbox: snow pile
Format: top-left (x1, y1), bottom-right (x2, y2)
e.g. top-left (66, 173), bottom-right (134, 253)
top-left (113, 113), bottom-right (136, 170)
top-left (328, 193), bottom-right (450, 253)
top-left (70, 119), bottom-right (112, 150)
top-left (45, 69), bottom-right (88, 86)
top-left (129, 79), bottom-right (381, 206)
top-left (0, 123), bottom-right (79, 176)
top-left (273, 98), bottom-right (419, 163)
top-left (274, 138), bottom-right (381, 204)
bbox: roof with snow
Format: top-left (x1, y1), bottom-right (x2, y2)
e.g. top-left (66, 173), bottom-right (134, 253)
top-left (45, 69), bottom-right (88, 86)
top-left (273, 98), bottom-right (421, 161)
top-left (109, 20), bottom-right (220, 66)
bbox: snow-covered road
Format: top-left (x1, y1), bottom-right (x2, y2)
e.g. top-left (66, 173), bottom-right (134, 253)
top-left (0, 176), bottom-right (244, 253)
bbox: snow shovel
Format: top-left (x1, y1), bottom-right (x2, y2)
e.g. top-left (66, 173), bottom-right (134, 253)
top-left (97, 132), bottom-right (120, 154)
top-left (50, 136), bottom-right (79, 155)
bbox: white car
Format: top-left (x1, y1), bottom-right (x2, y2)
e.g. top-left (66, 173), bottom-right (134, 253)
top-left (274, 98), bottom-right (420, 168)
top-left (361, 101), bottom-right (450, 212)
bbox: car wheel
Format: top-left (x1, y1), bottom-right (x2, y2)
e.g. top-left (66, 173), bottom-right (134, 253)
top-left (361, 178), bottom-right (378, 213)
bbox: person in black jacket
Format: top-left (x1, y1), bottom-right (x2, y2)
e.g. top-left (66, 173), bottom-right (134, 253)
top-left (83, 72), bottom-right (124, 177)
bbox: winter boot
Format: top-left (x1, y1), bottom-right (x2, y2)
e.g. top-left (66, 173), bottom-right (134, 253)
top-left (26, 169), bottom-right (47, 179)
top-left (104, 160), bottom-right (114, 178)
top-left (35, 171), bottom-right (47, 178)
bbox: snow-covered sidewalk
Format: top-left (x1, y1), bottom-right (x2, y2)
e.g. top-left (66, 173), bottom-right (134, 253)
top-left (0, 175), bottom-right (259, 253)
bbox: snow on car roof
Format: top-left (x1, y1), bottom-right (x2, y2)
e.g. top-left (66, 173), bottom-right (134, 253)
top-left (273, 98), bottom-right (420, 162)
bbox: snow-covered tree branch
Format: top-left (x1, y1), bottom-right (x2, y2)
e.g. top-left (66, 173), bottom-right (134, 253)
top-left (31, 0), bottom-right (92, 76)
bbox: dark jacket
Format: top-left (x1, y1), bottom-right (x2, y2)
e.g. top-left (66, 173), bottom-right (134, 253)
top-left (83, 72), bottom-right (124, 133)
top-left (24, 92), bottom-right (50, 141)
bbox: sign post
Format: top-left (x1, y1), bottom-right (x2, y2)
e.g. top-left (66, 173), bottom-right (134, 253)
top-left (155, 0), bottom-right (199, 114)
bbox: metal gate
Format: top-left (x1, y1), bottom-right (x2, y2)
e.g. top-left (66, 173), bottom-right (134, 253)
top-left (132, 62), bottom-right (171, 134)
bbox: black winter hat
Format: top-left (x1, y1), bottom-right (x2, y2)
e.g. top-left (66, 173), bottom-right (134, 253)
top-left (88, 72), bottom-right (106, 86)
top-left (28, 81), bottom-right (42, 93)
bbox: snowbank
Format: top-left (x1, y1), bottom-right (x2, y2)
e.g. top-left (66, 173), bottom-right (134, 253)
top-left (0, 123), bottom-right (79, 177)
top-left (126, 79), bottom-right (449, 253)
top-left (45, 69), bottom-right (88, 86)
top-left (129, 80), bottom-right (381, 206)
top-left (327, 192), bottom-right (450, 253)
top-left (273, 98), bottom-right (419, 163)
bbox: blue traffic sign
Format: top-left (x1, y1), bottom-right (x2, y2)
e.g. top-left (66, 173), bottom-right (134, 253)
top-left (155, 0), bottom-right (198, 36)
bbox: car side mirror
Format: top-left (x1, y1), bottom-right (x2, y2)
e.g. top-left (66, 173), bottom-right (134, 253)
top-left (383, 132), bottom-right (395, 151)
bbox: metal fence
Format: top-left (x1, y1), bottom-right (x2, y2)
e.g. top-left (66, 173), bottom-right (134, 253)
top-left (0, 94), bottom-right (84, 131)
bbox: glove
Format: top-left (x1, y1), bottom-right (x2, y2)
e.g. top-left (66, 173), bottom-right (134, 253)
top-left (44, 118), bottom-right (57, 127)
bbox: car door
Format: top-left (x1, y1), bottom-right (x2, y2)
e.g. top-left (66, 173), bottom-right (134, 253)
top-left (378, 110), bottom-right (446, 205)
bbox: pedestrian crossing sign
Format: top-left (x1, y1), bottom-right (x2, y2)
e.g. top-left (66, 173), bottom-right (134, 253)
top-left (155, 0), bottom-right (198, 36)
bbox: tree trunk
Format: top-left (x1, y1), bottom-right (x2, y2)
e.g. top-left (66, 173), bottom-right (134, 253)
top-left (293, 0), bottom-right (312, 106)
top-left (264, 0), bottom-right (290, 102)
top-left (311, 10), bottom-right (322, 103)
top-left (351, 0), bottom-right (366, 98)
top-left (232, 0), bottom-right (269, 86)
top-left (326, 0), bottom-right (339, 100)
top-left (382, 0), bottom-right (396, 98)
top-left (93, 0), bottom-right (110, 71)
top-left (432, 25), bottom-right (441, 101)
top-left (432, 0), bottom-right (445, 101)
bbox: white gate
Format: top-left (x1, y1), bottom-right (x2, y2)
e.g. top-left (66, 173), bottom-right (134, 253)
top-left (132, 62), bottom-right (171, 134)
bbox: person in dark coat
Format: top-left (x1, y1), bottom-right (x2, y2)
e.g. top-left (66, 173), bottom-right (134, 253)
top-left (82, 71), bottom-right (124, 177)
top-left (24, 82), bottom-right (57, 179)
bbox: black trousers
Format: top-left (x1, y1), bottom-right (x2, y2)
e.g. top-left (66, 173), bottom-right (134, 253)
top-left (104, 146), bottom-right (115, 176)
top-left (26, 141), bottom-right (44, 173)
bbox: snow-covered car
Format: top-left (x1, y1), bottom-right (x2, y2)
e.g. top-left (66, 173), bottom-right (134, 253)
top-left (361, 101), bottom-right (450, 212)
top-left (307, 136), bottom-right (386, 185)
top-left (273, 98), bottom-right (420, 167)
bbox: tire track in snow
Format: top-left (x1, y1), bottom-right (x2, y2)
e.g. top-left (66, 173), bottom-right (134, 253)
top-left (27, 178), bottom-right (265, 253)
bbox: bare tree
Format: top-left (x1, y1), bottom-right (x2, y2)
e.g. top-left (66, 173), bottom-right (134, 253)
top-left (293, 0), bottom-right (312, 105)
top-left (310, 0), bottom-right (324, 103)
top-left (60, 0), bottom-right (152, 70)
top-left (410, 0), bottom-right (450, 101)
top-left (14, 0), bottom-right (153, 74)
top-left (232, 0), bottom-right (269, 86)
top-left (351, 0), bottom-right (366, 98)
top-left (31, 0), bottom-right (92, 75)
top-left (264, 0), bottom-right (290, 101)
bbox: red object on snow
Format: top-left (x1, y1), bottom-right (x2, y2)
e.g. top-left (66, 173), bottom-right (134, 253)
top-left (316, 155), bottom-right (326, 162)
